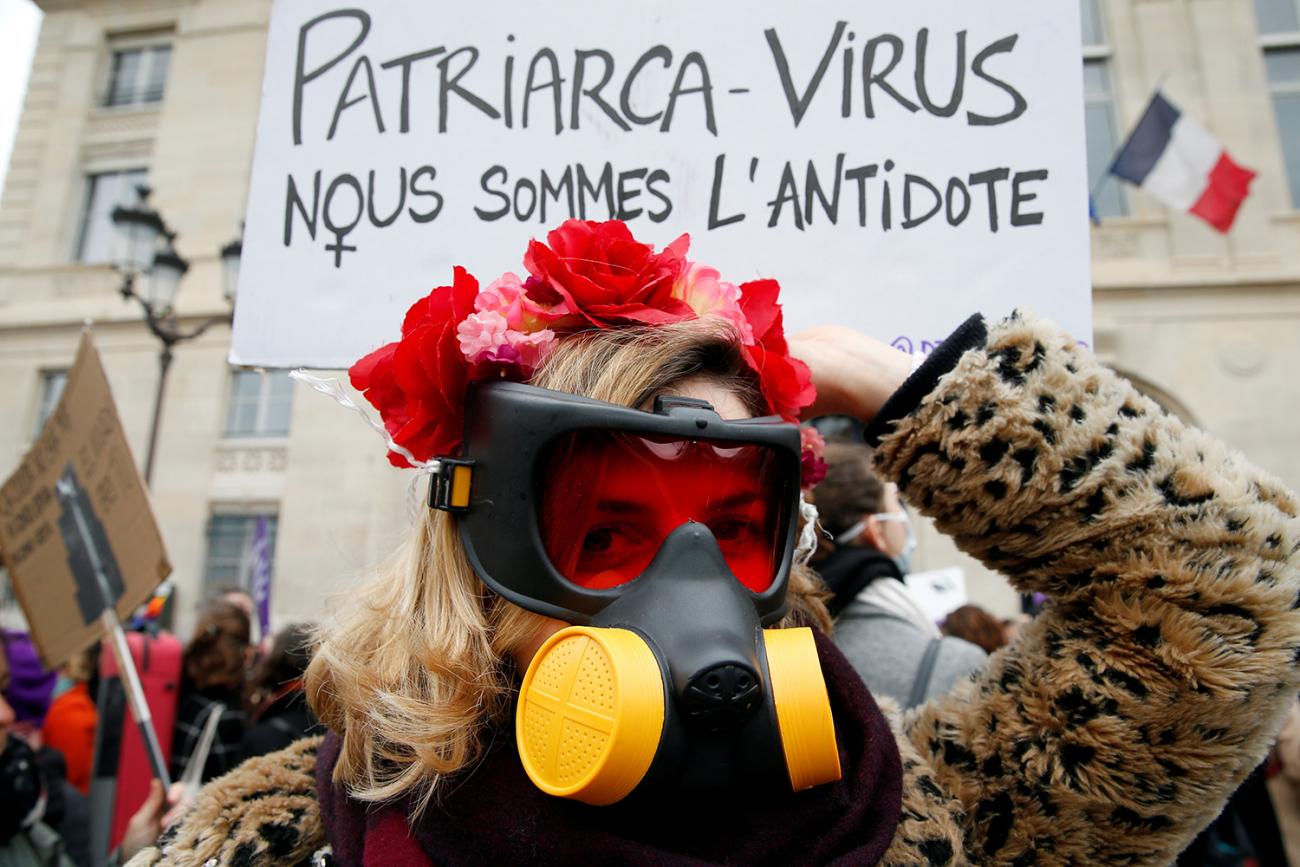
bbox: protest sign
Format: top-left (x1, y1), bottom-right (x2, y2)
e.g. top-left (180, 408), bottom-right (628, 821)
top-left (0, 333), bottom-right (171, 669)
top-left (233, 0), bottom-right (1090, 369)
top-left (904, 567), bottom-right (969, 625)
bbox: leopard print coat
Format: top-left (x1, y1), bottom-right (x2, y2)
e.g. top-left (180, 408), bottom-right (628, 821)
top-left (130, 313), bottom-right (1300, 866)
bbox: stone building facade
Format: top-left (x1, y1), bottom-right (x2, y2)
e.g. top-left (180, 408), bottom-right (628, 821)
top-left (1, 0), bottom-right (1297, 634)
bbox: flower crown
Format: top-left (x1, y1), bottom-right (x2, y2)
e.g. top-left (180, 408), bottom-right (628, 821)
top-left (350, 219), bottom-right (824, 483)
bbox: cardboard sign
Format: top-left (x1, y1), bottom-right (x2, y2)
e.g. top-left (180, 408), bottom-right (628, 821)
top-left (233, 0), bottom-right (1091, 369)
top-left (0, 334), bottom-right (171, 668)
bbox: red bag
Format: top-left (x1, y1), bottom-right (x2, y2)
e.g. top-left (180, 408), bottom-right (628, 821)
top-left (97, 632), bottom-right (182, 850)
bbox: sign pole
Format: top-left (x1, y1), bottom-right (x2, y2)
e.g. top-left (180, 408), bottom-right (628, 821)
top-left (55, 475), bottom-right (172, 788)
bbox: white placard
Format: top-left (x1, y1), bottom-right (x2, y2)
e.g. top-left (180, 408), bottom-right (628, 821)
top-left (904, 567), bottom-right (969, 624)
top-left (233, 1), bottom-right (1090, 369)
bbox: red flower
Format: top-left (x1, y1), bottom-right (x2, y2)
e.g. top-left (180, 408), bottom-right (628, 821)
top-left (350, 267), bottom-right (479, 467)
top-left (737, 279), bottom-right (815, 422)
top-left (523, 219), bottom-right (695, 326)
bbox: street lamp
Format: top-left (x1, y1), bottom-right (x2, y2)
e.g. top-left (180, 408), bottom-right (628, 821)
top-left (219, 236), bottom-right (242, 306)
top-left (109, 191), bottom-right (165, 278)
top-left (110, 185), bottom-right (242, 486)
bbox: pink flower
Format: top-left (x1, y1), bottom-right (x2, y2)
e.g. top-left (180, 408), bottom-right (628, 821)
top-left (499, 328), bottom-right (557, 370)
top-left (674, 264), bottom-right (752, 343)
top-left (457, 310), bottom-right (511, 364)
top-left (800, 426), bottom-right (827, 489)
top-left (476, 272), bottom-right (573, 332)
top-left (457, 309), bottom-right (557, 373)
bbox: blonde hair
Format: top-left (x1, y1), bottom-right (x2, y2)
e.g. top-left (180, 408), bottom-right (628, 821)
top-left (306, 318), bottom-right (831, 807)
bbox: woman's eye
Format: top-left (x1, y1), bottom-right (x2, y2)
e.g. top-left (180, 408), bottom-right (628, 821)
top-left (581, 523), bottom-right (647, 554)
top-left (583, 527), bottom-right (615, 553)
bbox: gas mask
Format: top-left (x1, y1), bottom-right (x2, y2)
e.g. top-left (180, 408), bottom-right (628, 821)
top-left (431, 381), bottom-right (841, 805)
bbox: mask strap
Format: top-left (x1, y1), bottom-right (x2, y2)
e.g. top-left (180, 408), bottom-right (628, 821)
top-left (834, 519), bottom-right (868, 547)
top-left (289, 370), bottom-right (438, 471)
top-left (794, 496), bottom-right (820, 568)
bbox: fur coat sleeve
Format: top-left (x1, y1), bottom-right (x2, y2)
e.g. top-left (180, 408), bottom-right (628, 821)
top-left (873, 312), bottom-right (1300, 864)
top-left (126, 737), bottom-right (324, 866)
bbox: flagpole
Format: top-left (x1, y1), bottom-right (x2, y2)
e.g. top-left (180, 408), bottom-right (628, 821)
top-left (1177, 0), bottom-right (1238, 261)
top-left (1150, 72), bottom-right (1170, 101)
top-left (1088, 175), bottom-right (1111, 216)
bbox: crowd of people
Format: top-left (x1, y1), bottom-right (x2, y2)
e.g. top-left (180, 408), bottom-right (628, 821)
top-left (0, 599), bottom-right (321, 867)
top-left (4, 440), bottom-right (1300, 864)
top-left (5, 409), bottom-right (1300, 865)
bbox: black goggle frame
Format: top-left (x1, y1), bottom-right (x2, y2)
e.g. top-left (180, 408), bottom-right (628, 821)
top-left (438, 380), bottom-right (802, 626)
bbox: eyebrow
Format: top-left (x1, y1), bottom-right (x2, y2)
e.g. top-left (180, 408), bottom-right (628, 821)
top-left (708, 490), bottom-right (765, 511)
top-left (594, 490), bottom-right (765, 516)
top-left (595, 499), bottom-right (654, 516)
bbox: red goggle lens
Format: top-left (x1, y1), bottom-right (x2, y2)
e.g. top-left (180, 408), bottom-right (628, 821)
top-left (537, 431), bottom-right (791, 592)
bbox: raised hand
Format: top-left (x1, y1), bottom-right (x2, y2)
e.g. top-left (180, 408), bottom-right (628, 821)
top-left (788, 326), bottom-right (912, 422)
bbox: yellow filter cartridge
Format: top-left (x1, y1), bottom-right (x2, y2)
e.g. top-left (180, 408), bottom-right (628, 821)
top-left (764, 627), bottom-right (842, 791)
top-left (516, 626), bottom-right (665, 805)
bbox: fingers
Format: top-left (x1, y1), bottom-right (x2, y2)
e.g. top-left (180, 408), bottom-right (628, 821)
top-left (141, 777), bottom-right (165, 812)
top-left (119, 778), bottom-right (168, 862)
top-left (162, 782), bottom-right (197, 828)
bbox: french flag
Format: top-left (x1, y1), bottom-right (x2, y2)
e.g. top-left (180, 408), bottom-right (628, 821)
top-left (1110, 92), bottom-right (1255, 232)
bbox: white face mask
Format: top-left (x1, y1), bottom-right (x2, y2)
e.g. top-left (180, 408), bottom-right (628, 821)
top-left (834, 510), bottom-right (917, 573)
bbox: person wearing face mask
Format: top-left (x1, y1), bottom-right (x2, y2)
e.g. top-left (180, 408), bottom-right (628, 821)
top-left (813, 441), bottom-right (987, 709)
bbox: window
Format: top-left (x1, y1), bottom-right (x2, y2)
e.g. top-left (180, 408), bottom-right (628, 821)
top-left (1257, 0), bottom-right (1300, 206)
top-left (104, 44), bottom-right (171, 108)
top-left (1081, 0), bottom-right (1107, 45)
top-left (33, 370), bottom-right (68, 438)
top-left (75, 168), bottom-right (148, 262)
top-left (1267, 50), bottom-right (1300, 206)
top-left (224, 370), bottom-right (294, 438)
top-left (1082, 0), bottom-right (1127, 217)
top-left (203, 513), bottom-right (279, 591)
top-left (1256, 0), bottom-right (1299, 34)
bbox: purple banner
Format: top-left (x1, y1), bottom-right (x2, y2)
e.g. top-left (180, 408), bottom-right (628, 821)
top-left (247, 516), bottom-right (272, 640)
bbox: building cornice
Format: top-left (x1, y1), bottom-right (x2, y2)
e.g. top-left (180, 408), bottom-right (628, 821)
top-left (34, 0), bottom-right (196, 12)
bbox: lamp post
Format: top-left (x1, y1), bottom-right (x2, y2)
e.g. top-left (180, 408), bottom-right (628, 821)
top-left (110, 186), bottom-right (242, 486)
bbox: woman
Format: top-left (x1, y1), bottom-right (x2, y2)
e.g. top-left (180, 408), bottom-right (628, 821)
top-left (170, 600), bottom-right (250, 785)
top-left (133, 220), bottom-right (1300, 866)
top-left (240, 624), bottom-right (321, 761)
